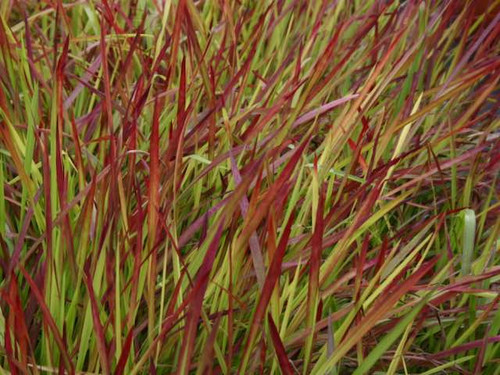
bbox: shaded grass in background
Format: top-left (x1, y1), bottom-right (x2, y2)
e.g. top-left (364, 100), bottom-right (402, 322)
top-left (0, 0), bottom-right (499, 373)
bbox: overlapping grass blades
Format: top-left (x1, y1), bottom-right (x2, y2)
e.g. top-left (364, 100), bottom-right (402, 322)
top-left (0, 0), bottom-right (499, 373)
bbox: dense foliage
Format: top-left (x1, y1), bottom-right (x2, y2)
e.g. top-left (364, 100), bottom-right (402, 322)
top-left (0, 0), bottom-right (499, 373)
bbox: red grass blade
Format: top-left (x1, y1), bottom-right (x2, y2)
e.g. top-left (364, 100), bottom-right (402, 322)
top-left (18, 266), bottom-right (74, 373)
top-left (268, 313), bottom-right (295, 375)
top-left (177, 222), bottom-right (224, 374)
top-left (83, 264), bottom-right (111, 375)
top-left (238, 211), bottom-right (295, 374)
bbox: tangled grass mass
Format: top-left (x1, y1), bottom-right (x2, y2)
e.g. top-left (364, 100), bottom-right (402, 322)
top-left (0, 0), bottom-right (499, 374)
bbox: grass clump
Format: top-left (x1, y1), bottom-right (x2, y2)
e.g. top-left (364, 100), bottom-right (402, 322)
top-left (0, 0), bottom-right (499, 374)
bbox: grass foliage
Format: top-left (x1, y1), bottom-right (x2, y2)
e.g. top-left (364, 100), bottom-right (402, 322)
top-left (0, 0), bottom-right (499, 373)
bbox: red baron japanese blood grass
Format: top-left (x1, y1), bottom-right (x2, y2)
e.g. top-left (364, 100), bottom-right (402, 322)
top-left (0, 0), bottom-right (499, 374)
